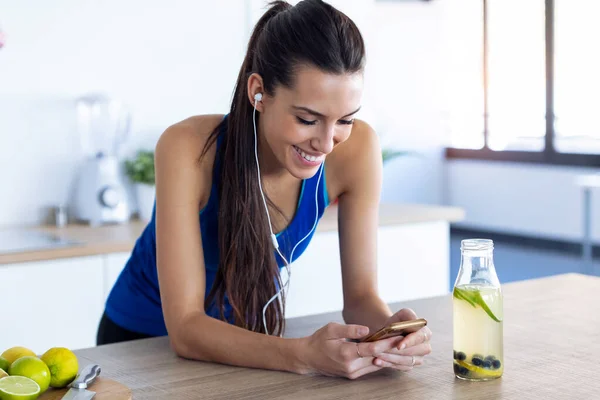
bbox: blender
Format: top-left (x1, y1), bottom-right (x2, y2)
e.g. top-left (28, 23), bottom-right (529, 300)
top-left (71, 93), bottom-right (131, 226)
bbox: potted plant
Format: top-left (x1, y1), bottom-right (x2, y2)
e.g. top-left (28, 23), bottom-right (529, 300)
top-left (124, 150), bottom-right (155, 221)
top-left (382, 148), bottom-right (410, 164)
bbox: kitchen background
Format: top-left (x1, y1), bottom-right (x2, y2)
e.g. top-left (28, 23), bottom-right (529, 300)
top-left (1, 0), bottom-right (599, 351)
top-left (0, 0), bottom-right (449, 227)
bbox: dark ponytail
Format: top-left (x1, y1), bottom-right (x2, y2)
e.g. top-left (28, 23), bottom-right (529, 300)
top-left (202, 0), bottom-right (366, 336)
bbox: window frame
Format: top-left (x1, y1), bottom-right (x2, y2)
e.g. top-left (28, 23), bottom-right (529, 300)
top-left (445, 0), bottom-right (600, 167)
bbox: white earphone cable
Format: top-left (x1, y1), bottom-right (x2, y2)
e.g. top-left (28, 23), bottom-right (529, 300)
top-left (253, 100), bottom-right (280, 251)
top-left (253, 94), bottom-right (323, 336)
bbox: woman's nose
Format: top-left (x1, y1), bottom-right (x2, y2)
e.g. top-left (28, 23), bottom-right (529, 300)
top-left (312, 125), bottom-right (336, 155)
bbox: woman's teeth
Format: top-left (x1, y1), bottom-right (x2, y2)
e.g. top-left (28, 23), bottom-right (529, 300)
top-left (293, 145), bottom-right (321, 162)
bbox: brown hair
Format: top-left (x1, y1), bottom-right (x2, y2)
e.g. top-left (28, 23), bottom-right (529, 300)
top-left (202, 0), bottom-right (366, 335)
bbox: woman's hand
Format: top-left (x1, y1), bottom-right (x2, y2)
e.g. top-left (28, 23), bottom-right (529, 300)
top-left (372, 308), bottom-right (433, 371)
top-left (297, 322), bottom-right (403, 380)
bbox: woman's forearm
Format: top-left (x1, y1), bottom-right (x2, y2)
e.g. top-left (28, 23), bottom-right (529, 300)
top-left (342, 294), bottom-right (393, 333)
top-left (171, 311), bottom-right (307, 374)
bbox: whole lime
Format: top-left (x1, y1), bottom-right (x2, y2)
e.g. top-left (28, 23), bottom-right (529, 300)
top-left (8, 356), bottom-right (51, 394)
top-left (40, 347), bottom-right (78, 388)
top-left (0, 357), bottom-right (10, 372)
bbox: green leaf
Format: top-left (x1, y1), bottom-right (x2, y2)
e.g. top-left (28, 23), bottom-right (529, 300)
top-left (124, 150), bottom-right (155, 185)
top-left (381, 148), bottom-right (421, 164)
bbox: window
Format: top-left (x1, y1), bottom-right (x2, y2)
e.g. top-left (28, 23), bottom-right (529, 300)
top-left (446, 0), bottom-right (600, 166)
top-left (554, 0), bottom-right (600, 154)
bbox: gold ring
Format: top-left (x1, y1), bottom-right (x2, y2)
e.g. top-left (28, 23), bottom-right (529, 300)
top-left (356, 343), bottom-right (363, 358)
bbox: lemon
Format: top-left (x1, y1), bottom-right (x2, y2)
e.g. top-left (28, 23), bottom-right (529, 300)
top-left (0, 376), bottom-right (41, 400)
top-left (8, 357), bottom-right (50, 394)
top-left (455, 360), bottom-right (502, 378)
top-left (0, 369), bottom-right (8, 379)
top-left (0, 348), bottom-right (36, 367)
top-left (0, 358), bottom-right (10, 373)
top-left (40, 347), bottom-right (78, 388)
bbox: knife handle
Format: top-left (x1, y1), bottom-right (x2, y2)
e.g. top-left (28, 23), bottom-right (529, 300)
top-left (70, 364), bottom-right (101, 389)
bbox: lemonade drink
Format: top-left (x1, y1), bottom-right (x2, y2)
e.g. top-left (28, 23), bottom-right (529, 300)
top-left (453, 239), bottom-right (503, 381)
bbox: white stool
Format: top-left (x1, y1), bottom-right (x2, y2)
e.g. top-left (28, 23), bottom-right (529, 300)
top-left (575, 174), bottom-right (600, 275)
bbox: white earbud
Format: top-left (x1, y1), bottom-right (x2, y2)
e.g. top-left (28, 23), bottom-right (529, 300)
top-left (251, 90), bottom-right (323, 336)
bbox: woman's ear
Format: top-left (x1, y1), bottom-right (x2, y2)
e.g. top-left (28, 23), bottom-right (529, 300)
top-left (247, 73), bottom-right (265, 112)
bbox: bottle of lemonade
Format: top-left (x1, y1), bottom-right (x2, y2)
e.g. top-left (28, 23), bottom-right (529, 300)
top-left (453, 239), bottom-right (503, 381)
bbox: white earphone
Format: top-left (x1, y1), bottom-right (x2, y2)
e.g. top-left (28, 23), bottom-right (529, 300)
top-left (252, 92), bottom-right (323, 336)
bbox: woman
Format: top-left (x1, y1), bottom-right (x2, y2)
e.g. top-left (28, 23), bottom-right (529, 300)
top-left (97, 0), bottom-right (432, 379)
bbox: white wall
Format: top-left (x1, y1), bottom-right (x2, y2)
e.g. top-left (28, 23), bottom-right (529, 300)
top-left (0, 0), bottom-right (447, 228)
top-left (447, 159), bottom-right (600, 243)
top-left (0, 0), bottom-right (247, 227)
top-left (368, 1), bottom-right (447, 205)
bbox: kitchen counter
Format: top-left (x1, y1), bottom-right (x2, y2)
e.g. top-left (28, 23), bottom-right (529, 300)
top-left (72, 273), bottom-right (600, 399)
top-left (0, 203), bottom-right (464, 265)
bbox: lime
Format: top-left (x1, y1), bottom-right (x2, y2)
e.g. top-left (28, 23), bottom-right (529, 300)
top-left (0, 348), bottom-right (36, 367)
top-left (453, 287), bottom-right (502, 322)
top-left (0, 376), bottom-right (41, 400)
top-left (455, 360), bottom-right (502, 378)
top-left (8, 357), bottom-right (50, 394)
top-left (40, 347), bottom-right (78, 388)
top-left (0, 358), bottom-right (10, 373)
top-left (0, 369), bottom-right (8, 379)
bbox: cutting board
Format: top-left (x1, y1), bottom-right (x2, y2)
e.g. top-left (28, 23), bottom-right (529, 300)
top-left (39, 377), bottom-right (132, 400)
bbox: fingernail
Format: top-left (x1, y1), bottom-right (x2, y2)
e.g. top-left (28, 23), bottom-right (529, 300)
top-left (359, 327), bottom-right (369, 335)
top-left (400, 343), bottom-right (406, 350)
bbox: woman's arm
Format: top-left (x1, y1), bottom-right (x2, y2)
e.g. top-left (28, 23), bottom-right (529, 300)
top-left (330, 120), bottom-right (393, 332)
top-left (332, 120), bottom-right (432, 371)
top-left (154, 117), bottom-right (303, 372)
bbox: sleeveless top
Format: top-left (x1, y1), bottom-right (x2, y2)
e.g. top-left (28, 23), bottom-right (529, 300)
top-left (105, 115), bottom-right (331, 336)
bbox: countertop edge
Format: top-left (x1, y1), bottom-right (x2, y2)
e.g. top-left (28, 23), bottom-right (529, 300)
top-left (0, 203), bottom-right (464, 265)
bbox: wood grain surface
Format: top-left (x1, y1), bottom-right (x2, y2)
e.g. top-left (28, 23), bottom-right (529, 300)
top-left (39, 377), bottom-right (131, 400)
top-left (70, 273), bottom-right (598, 399)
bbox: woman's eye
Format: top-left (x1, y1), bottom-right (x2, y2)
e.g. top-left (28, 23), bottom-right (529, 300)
top-left (296, 117), bottom-right (317, 125)
top-left (339, 119), bottom-right (355, 125)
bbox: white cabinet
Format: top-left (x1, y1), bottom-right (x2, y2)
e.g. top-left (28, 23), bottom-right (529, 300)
top-left (0, 256), bottom-right (104, 354)
top-left (0, 218), bottom-right (451, 352)
top-left (376, 221), bottom-right (450, 304)
top-left (102, 252), bottom-right (131, 303)
top-left (284, 231), bottom-right (343, 319)
top-left (284, 221), bottom-right (450, 319)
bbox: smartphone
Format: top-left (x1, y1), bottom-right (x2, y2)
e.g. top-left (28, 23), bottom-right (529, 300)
top-left (359, 318), bottom-right (428, 343)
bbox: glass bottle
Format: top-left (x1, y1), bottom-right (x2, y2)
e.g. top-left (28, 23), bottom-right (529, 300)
top-left (452, 239), bottom-right (503, 381)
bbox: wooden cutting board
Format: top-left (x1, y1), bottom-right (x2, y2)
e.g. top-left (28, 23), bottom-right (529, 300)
top-left (39, 377), bottom-right (131, 399)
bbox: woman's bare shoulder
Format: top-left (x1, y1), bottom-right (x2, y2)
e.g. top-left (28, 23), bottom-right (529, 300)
top-left (154, 114), bottom-right (226, 207)
top-left (325, 119), bottom-right (381, 197)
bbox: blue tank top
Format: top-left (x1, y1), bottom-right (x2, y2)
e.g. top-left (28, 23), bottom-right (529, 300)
top-left (105, 115), bottom-right (330, 336)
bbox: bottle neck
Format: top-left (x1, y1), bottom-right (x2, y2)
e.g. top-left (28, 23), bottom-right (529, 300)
top-left (462, 249), bottom-right (494, 271)
top-left (457, 249), bottom-right (499, 287)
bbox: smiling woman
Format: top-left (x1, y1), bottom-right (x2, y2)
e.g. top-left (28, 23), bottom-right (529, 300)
top-left (97, 0), bottom-right (432, 380)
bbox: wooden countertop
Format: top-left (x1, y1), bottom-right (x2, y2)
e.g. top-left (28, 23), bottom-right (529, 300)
top-left (0, 203), bottom-right (464, 265)
top-left (72, 273), bottom-right (600, 399)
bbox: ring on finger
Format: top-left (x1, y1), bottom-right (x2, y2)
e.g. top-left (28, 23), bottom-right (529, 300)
top-left (356, 343), bottom-right (363, 358)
